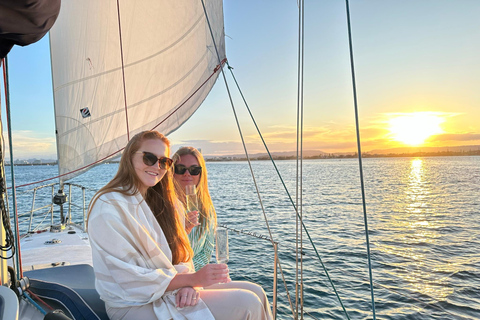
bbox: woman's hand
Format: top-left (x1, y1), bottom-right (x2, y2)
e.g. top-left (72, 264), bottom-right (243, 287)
top-left (194, 263), bottom-right (230, 287)
top-left (185, 211), bottom-right (200, 234)
top-left (176, 286), bottom-right (200, 308)
top-left (166, 264), bottom-right (230, 292)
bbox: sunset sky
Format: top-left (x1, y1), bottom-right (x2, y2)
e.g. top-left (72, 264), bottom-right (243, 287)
top-left (2, 0), bottom-right (479, 159)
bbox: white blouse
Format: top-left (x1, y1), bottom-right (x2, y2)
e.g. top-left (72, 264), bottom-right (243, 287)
top-left (88, 191), bottom-right (214, 319)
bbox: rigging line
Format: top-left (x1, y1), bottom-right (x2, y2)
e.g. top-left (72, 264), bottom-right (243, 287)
top-left (12, 61), bottom-right (224, 189)
top-left (23, 292), bottom-right (47, 316)
top-left (226, 64), bottom-right (351, 319)
top-left (344, 1), bottom-right (376, 319)
top-left (151, 58), bottom-right (226, 131)
top-left (26, 289), bottom-right (54, 311)
top-left (300, 0), bottom-right (305, 316)
top-left (0, 59), bottom-right (15, 259)
top-left (199, 0), bottom-right (297, 317)
top-left (294, 0), bottom-right (305, 317)
top-left (3, 56), bottom-right (23, 279)
top-left (116, 0), bottom-right (130, 141)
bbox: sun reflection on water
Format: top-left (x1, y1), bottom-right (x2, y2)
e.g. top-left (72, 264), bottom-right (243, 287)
top-left (376, 158), bottom-right (455, 302)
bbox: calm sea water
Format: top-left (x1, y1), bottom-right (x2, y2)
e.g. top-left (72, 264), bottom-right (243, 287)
top-left (6, 156), bottom-right (480, 319)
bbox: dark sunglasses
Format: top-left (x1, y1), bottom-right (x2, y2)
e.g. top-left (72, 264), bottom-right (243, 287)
top-left (174, 164), bottom-right (202, 176)
top-left (136, 151), bottom-right (173, 169)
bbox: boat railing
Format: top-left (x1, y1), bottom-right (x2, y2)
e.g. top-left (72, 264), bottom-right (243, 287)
top-left (217, 224), bottom-right (279, 319)
top-left (64, 183), bottom-right (90, 232)
top-left (15, 182), bottom-right (91, 234)
top-left (15, 184), bottom-right (282, 318)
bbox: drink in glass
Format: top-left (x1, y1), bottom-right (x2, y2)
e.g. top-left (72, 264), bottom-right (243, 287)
top-left (215, 227), bottom-right (229, 264)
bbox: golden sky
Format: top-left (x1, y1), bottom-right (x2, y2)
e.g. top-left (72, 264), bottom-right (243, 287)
top-left (2, 1), bottom-right (479, 158)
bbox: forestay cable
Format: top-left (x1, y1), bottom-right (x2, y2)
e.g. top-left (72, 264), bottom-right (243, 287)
top-left (344, 1), bottom-right (376, 319)
top-left (199, 0), bottom-right (297, 317)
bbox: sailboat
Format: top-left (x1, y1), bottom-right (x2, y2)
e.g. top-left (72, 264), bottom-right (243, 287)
top-left (1, 0), bottom-right (229, 319)
top-left (2, 1), bottom-right (479, 319)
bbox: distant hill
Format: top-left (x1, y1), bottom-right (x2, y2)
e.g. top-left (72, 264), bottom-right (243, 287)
top-left (366, 145), bottom-right (480, 155)
top-left (205, 145), bottom-right (480, 161)
top-left (205, 150), bottom-right (326, 160)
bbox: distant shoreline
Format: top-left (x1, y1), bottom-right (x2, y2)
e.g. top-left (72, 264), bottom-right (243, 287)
top-left (206, 150), bottom-right (480, 161)
top-left (6, 150), bottom-right (479, 166)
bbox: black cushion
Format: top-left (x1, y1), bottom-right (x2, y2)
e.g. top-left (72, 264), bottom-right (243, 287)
top-left (25, 264), bottom-right (108, 320)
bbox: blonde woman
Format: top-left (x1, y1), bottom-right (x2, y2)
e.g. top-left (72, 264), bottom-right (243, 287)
top-left (173, 146), bottom-right (273, 319)
top-left (172, 146), bottom-right (215, 271)
top-left (88, 131), bottom-right (272, 320)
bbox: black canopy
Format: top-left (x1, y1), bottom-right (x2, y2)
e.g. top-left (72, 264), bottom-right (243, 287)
top-left (0, 0), bottom-right (60, 59)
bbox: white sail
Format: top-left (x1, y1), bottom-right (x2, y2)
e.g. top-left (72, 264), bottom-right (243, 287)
top-left (49, 0), bottom-right (225, 182)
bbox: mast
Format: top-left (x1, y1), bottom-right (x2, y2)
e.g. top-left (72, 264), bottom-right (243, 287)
top-left (0, 59), bottom-right (6, 286)
top-left (2, 57), bottom-right (23, 280)
top-left (49, 31), bottom-right (62, 188)
top-left (48, 31), bottom-right (69, 226)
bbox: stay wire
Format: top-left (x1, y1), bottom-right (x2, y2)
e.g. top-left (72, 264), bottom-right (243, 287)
top-left (226, 63), bottom-right (350, 319)
top-left (199, 0), bottom-right (297, 317)
top-left (295, 0), bottom-right (305, 318)
top-left (344, 1), bottom-right (376, 319)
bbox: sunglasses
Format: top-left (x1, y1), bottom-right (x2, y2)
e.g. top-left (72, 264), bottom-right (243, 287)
top-left (174, 164), bottom-right (202, 176)
top-left (136, 151), bottom-right (173, 170)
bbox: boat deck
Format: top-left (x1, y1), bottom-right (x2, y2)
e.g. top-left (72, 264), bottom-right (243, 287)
top-left (20, 224), bottom-right (92, 271)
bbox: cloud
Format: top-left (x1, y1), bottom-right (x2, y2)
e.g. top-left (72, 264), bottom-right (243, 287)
top-left (430, 133), bottom-right (480, 142)
top-left (2, 130), bottom-right (56, 159)
top-left (165, 110), bottom-right (480, 156)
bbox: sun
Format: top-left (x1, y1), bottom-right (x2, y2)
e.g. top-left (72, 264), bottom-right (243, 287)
top-left (388, 112), bottom-right (445, 146)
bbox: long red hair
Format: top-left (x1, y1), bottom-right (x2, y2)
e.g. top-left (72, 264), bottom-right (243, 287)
top-left (88, 131), bottom-right (193, 265)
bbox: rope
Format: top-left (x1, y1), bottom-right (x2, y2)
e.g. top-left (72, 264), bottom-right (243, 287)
top-left (23, 291), bottom-right (47, 315)
top-left (116, 0), bottom-right (130, 141)
top-left (27, 289), bottom-right (54, 311)
top-left (199, 0), bottom-right (297, 317)
top-left (344, 1), bottom-right (376, 319)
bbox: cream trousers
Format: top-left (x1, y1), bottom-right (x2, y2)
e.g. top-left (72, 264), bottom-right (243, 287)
top-left (106, 281), bottom-right (273, 320)
top-left (201, 281), bottom-right (273, 320)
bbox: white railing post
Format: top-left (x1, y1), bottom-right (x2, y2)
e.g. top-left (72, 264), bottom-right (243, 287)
top-left (82, 187), bottom-right (87, 232)
top-left (68, 184), bottom-right (72, 224)
top-left (27, 188), bottom-right (37, 233)
top-left (273, 241), bottom-right (278, 320)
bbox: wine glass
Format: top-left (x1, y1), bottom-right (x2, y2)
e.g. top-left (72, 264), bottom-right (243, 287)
top-left (215, 227), bottom-right (229, 264)
top-left (185, 185), bottom-right (198, 212)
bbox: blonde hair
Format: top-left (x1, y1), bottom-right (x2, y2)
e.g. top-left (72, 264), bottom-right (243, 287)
top-left (172, 147), bottom-right (217, 238)
top-left (88, 131), bottom-right (193, 265)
